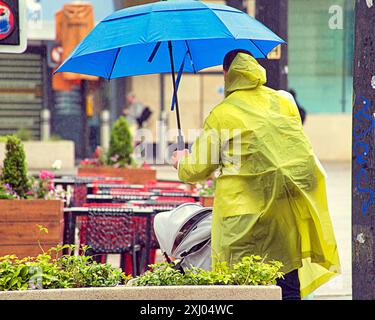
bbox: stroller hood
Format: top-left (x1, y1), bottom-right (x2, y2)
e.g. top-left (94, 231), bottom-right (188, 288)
top-left (154, 203), bottom-right (212, 259)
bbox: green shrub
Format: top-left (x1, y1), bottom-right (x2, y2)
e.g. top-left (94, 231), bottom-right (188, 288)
top-left (0, 226), bottom-right (130, 291)
top-left (0, 184), bottom-right (18, 199)
top-left (0, 245), bottom-right (130, 291)
top-left (107, 116), bottom-right (133, 167)
top-left (1, 136), bottom-right (30, 198)
top-left (130, 256), bottom-right (284, 287)
top-left (15, 128), bottom-right (34, 141)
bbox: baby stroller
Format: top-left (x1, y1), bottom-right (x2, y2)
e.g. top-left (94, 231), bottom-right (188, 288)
top-left (154, 203), bottom-right (212, 272)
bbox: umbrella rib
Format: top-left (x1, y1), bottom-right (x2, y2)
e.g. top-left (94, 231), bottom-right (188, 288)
top-left (184, 40), bottom-right (196, 74)
top-left (249, 39), bottom-right (267, 58)
top-left (108, 48), bottom-right (121, 80)
top-left (148, 41), bottom-right (162, 63)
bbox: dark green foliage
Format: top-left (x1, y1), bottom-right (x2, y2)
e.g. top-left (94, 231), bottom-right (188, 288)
top-left (0, 184), bottom-right (17, 199)
top-left (0, 245), bottom-right (130, 291)
top-left (107, 116), bottom-right (133, 167)
top-left (130, 256), bottom-right (284, 286)
top-left (15, 128), bottom-right (34, 141)
top-left (0, 226), bottom-right (130, 291)
top-left (1, 136), bottom-right (30, 198)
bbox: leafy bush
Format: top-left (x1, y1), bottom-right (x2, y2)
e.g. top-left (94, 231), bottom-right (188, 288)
top-left (1, 136), bottom-right (30, 199)
top-left (0, 226), bottom-right (130, 291)
top-left (0, 245), bottom-right (130, 291)
top-left (130, 256), bottom-right (284, 287)
top-left (15, 128), bottom-right (34, 141)
top-left (0, 184), bottom-right (18, 199)
top-left (107, 116), bottom-right (133, 167)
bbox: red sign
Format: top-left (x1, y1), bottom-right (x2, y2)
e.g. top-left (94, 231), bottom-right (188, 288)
top-left (0, 1), bottom-right (14, 41)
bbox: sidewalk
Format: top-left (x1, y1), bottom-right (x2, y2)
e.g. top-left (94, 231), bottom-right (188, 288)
top-left (312, 162), bottom-right (352, 299)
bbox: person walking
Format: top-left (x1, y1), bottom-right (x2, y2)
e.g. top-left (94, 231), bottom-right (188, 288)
top-left (123, 93), bottom-right (145, 135)
top-left (172, 50), bottom-right (340, 300)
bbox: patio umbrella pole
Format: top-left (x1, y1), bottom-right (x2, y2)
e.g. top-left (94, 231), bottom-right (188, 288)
top-left (168, 41), bottom-right (185, 150)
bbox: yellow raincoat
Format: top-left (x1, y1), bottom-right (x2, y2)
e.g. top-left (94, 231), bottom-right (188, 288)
top-left (178, 53), bottom-right (340, 298)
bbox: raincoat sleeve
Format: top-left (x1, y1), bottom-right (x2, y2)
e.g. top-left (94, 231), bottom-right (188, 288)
top-left (178, 111), bottom-right (221, 183)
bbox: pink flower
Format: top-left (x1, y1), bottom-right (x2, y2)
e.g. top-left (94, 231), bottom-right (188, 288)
top-left (48, 181), bottom-right (55, 191)
top-left (206, 180), bottom-right (213, 188)
top-left (143, 162), bottom-right (151, 169)
top-left (39, 170), bottom-right (55, 180)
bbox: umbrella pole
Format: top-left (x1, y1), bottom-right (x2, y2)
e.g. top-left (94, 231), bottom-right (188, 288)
top-left (168, 41), bottom-right (185, 151)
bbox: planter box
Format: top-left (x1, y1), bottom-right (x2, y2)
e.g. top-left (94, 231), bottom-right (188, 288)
top-left (200, 196), bottom-right (214, 207)
top-left (78, 167), bottom-right (157, 184)
top-left (0, 141), bottom-right (75, 172)
top-left (0, 285), bottom-right (281, 300)
top-left (0, 200), bottom-right (64, 258)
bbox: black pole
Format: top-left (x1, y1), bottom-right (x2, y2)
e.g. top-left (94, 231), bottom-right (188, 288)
top-left (225, 0), bottom-right (247, 12)
top-left (168, 41), bottom-right (185, 150)
top-left (255, 0), bottom-right (288, 90)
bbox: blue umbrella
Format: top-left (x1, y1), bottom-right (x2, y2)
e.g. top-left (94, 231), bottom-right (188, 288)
top-left (56, 0), bottom-right (284, 149)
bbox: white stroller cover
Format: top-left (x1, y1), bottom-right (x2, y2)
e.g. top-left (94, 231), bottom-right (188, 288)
top-left (154, 203), bottom-right (212, 271)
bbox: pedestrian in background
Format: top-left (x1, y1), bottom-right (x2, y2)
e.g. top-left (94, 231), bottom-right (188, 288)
top-left (289, 89), bottom-right (307, 125)
top-left (123, 93), bottom-right (145, 135)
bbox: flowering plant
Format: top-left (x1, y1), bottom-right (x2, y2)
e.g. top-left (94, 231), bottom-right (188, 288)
top-left (0, 183), bottom-right (19, 200)
top-left (28, 170), bottom-right (66, 200)
top-left (79, 147), bottom-right (106, 168)
top-left (195, 178), bottom-right (216, 197)
top-left (79, 146), bottom-right (141, 168)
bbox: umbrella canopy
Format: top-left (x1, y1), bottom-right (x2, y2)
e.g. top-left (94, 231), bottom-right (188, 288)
top-left (55, 0), bottom-right (285, 149)
top-left (56, 0), bottom-right (284, 78)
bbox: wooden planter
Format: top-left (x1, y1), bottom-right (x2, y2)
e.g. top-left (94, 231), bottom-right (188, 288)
top-left (0, 285), bottom-right (281, 300)
top-left (200, 196), bottom-right (214, 207)
top-left (77, 167), bottom-right (157, 184)
top-left (0, 200), bottom-right (64, 258)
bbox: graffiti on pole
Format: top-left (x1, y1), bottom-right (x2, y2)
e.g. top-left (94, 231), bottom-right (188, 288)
top-left (353, 95), bottom-right (375, 216)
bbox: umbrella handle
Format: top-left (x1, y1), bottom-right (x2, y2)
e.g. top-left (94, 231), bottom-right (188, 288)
top-left (168, 41), bottom-right (185, 151)
top-left (177, 134), bottom-right (185, 151)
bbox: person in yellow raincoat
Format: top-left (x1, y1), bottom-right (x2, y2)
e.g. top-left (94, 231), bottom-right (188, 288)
top-left (172, 50), bottom-right (340, 300)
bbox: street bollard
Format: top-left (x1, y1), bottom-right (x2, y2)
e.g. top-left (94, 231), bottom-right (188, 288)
top-left (100, 109), bottom-right (110, 151)
top-left (41, 109), bottom-right (51, 141)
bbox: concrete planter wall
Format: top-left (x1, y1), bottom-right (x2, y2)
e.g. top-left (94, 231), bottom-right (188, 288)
top-left (0, 200), bottom-right (64, 258)
top-left (0, 141), bottom-right (75, 172)
top-left (78, 167), bottom-right (157, 184)
top-left (0, 285), bottom-right (281, 300)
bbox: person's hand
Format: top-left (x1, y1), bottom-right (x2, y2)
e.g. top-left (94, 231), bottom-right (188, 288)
top-left (172, 149), bottom-right (189, 169)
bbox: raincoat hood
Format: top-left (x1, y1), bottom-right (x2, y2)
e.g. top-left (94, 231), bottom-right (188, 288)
top-left (224, 53), bottom-right (267, 97)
